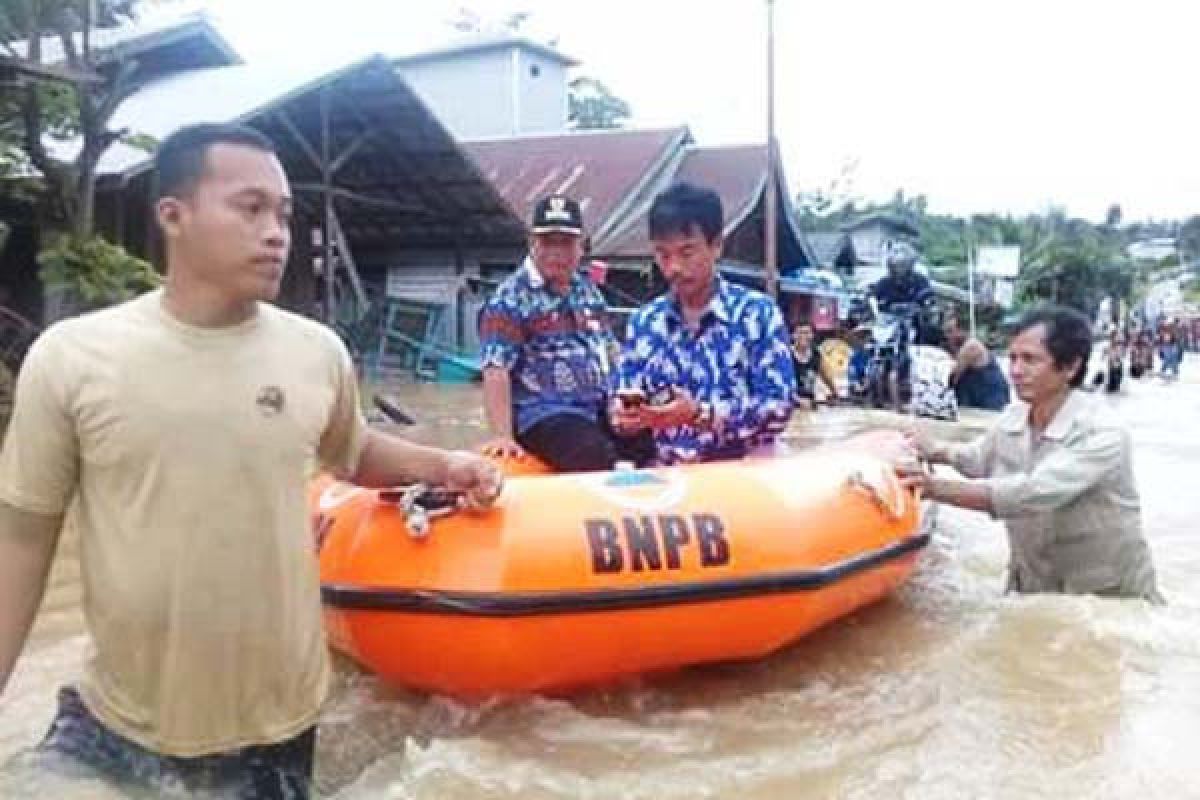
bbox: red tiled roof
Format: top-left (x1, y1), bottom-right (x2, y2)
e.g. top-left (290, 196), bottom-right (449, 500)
top-left (462, 126), bottom-right (689, 242)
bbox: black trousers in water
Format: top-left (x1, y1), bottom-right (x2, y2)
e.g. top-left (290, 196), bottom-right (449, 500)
top-left (38, 686), bottom-right (315, 799)
top-left (517, 410), bottom-right (657, 472)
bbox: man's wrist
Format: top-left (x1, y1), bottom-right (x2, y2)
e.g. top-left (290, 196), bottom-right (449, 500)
top-left (926, 441), bottom-right (949, 465)
top-left (925, 474), bottom-right (942, 500)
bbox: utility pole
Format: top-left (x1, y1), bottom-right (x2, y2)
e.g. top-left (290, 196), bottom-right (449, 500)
top-left (764, 0), bottom-right (779, 299)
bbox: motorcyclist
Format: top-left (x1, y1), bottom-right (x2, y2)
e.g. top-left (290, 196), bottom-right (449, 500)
top-left (870, 240), bottom-right (939, 343)
top-left (866, 240), bottom-right (940, 409)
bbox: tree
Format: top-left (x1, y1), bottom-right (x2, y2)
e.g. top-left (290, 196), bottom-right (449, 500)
top-left (1, 1), bottom-right (158, 316)
top-left (1105, 203), bottom-right (1123, 229)
top-left (1179, 215), bottom-right (1200, 266)
top-left (794, 158), bottom-right (860, 229)
top-left (447, 7), bottom-right (531, 36)
top-left (1, 0), bottom-right (145, 236)
top-left (567, 76), bottom-right (631, 130)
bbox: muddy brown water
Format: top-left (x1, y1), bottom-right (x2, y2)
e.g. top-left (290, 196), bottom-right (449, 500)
top-left (2, 365), bottom-right (1198, 798)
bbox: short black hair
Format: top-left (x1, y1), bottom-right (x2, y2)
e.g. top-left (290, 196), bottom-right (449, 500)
top-left (1012, 304), bottom-right (1093, 388)
top-left (648, 182), bottom-right (724, 244)
top-left (154, 123), bottom-right (277, 201)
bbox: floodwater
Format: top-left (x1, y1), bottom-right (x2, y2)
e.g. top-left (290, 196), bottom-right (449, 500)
top-left (2, 363), bottom-right (1198, 799)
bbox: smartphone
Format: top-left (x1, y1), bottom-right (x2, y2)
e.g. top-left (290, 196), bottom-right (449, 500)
top-left (616, 388), bottom-right (647, 409)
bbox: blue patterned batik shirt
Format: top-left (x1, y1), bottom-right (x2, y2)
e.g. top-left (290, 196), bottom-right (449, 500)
top-left (618, 276), bottom-right (796, 465)
top-left (478, 258), bottom-right (617, 434)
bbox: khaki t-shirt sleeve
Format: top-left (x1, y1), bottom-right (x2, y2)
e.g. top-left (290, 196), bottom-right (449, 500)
top-left (317, 333), bottom-right (368, 480)
top-left (0, 333), bottom-right (79, 516)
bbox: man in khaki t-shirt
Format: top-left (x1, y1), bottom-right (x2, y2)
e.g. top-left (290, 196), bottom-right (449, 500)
top-left (0, 123), bottom-right (502, 797)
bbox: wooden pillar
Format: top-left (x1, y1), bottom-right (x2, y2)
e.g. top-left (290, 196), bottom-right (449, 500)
top-left (320, 85), bottom-right (335, 325)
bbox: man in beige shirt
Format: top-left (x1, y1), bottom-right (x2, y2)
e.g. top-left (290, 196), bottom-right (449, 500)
top-left (0, 123), bottom-right (502, 797)
top-left (898, 305), bottom-right (1161, 601)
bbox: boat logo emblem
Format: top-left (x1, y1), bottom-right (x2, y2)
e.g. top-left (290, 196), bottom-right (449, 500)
top-left (578, 468), bottom-right (687, 512)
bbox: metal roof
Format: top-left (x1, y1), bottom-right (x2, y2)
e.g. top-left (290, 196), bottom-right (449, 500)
top-left (807, 232), bottom-right (855, 266)
top-left (8, 12), bottom-right (239, 69)
top-left (841, 212), bottom-right (920, 237)
top-left (462, 126), bottom-right (690, 245)
top-left (0, 54), bottom-right (101, 84)
top-left (79, 57), bottom-right (367, 176)
top-left (96, 55), bottom-right (525, 251)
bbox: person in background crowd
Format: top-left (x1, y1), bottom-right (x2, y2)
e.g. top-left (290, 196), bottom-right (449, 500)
top-left (791, 320), bottom-right (841, 409)
top-left (942, 312), bottom-right (1011, 410)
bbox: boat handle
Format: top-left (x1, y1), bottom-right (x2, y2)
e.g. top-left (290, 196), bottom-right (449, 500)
top-left (378, 484), bottom-right (463, 539)
top-left (846, 467), bottom-right (905, 522)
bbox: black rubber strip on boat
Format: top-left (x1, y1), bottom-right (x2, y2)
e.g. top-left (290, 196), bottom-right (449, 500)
top-left (320, 532), bottom-right (931, 617)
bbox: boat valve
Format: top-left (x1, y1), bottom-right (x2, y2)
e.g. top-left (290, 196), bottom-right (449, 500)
top-left (378, 484), bottom-right (464, 539)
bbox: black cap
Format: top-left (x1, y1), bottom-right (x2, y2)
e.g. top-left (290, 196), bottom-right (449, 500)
top-left (531, 194), bottom-right (584, 235)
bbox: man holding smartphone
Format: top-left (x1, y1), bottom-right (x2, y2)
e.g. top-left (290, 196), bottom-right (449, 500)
top-left (612, 183), bottom-right (795, 465)
top-left (479, 194), bottom-right (653, 472)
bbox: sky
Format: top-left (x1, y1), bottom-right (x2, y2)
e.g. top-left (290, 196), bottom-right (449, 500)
top-left (145, 0), bottom-right (1199, 223)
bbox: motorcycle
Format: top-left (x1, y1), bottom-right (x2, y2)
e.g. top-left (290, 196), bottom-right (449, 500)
top-left (849, 300), bottom-right (958, 421)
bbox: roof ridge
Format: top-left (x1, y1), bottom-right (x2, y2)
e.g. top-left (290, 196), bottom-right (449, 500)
top-left (464, 125), bottom-right (689, 145)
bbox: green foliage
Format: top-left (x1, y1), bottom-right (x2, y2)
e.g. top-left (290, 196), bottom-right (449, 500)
top-left (1184, 282), bottom-right (1200, 305)
top-left (119, 130), bottom-right (158, 153)
top-left (37, 234), bottom-right (160, 307)
top-left (0, 0), bottom-right (143, 230)
top-left (568, 76), bottom-right (631, 130)
top-left (1179, 215), bottom-right (1200, 263)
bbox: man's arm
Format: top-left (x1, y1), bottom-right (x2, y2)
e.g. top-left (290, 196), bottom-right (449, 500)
top-left (316, 334), bottom-right (502, 503)
top-left (950, 338), bottom-right (988, 383)
top-left (906, 427), bottom-right (1123, 519)
top-left (721, 302), bottom-right (795, 442)
top-left (0, 506), bottom-right (64, 696)
top-left (477, 293), bottom-right (526, 457)
top-left (352, 430), bottom-right (454, 488)
top-left (0, 333), bottom-right (79, 697)
top-left (927, 475), bottom-right (995, 513)
top-left (986, 427), bottom-right (1123, 519)
top-left (481, 368), bottom-right (523, 458)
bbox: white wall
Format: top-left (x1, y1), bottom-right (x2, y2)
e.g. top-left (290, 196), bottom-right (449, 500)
top-left (398, 49), bottom-right (516, 139)
top-left (397, 46), bottom-right (570, 139)
top-left (515, 50), bottom-right (569, 134)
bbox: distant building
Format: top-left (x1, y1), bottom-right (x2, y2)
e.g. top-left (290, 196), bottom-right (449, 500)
top-left (393, 36), bottom-right (578, 139)
top-left (1127, 237), bottom-right (1178, 262)
top-left (840, 212), bottom-right (920, 266)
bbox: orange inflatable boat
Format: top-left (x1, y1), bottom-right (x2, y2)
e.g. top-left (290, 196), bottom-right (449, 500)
top-left (312, 430), bottom-right (927, 697)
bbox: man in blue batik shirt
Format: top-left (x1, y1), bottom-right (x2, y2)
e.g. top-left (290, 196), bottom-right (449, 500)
top-left (479, 194), bottom-right (654, 472)
top-left (612, 183), bottom-right (795, 465)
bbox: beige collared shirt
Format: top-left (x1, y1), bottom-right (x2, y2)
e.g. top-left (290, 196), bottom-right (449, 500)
top-left (945, 390), bottom-right (1160, 600)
